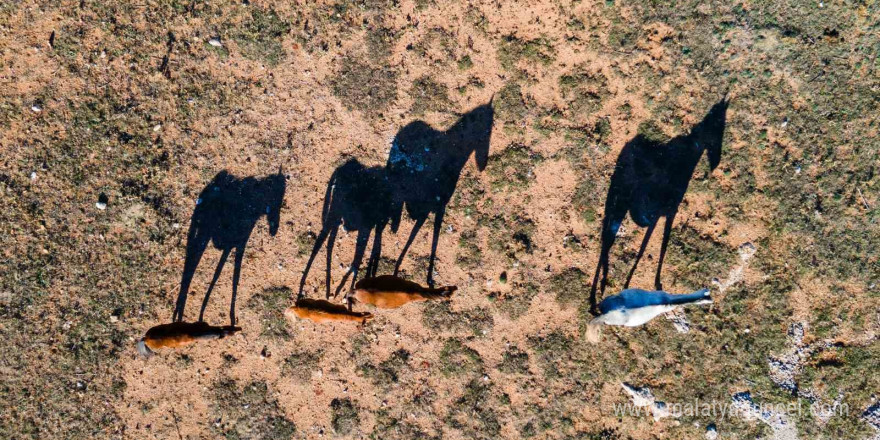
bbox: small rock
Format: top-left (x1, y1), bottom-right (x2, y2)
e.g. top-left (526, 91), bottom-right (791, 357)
top-left (208, 38), bottom-right (223, 47)
top-left (31, 104), bottom-right (42, 113)
top-left (705, 423), bottom-right (718, 439)
top-left (153, 124), bottom-right (162, 132)
top-left (96, 193), bottom-right (109, 210)
top-left (30, 171), bottom-right (37, 180)
top-left (863, 401), bottom-right (880, 431)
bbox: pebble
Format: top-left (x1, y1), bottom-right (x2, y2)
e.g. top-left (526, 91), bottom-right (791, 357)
top-left (705, 423), bottom-right (718, 439)
top-left (31, 104), bottom-right (42, 113)
top-left (30, 171), bottom-right (37, 180)
top-left (208, 38), bottom-right (222, 47)
top-left (153, 124), bottom-right (162, 132)
top-left (96, 201), bottom-right (107, 210)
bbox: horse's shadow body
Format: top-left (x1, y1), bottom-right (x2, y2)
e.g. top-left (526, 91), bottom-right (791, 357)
top-left (386, 102), bottom-right (494, 285)
top-left (589, 98), bottom-right (729, 313)
top-left (299, 102), bottom-right (494, 298)
top-left (173, 170), bottom-right (286, 325)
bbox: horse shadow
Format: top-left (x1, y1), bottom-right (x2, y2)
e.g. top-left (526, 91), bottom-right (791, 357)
top-left (386, 100), bottom-right (494, 286)
top-left (173, 169), bottom-right (286, 326)
top-left (589, 97), bottom-right (729, 314)
top-left (298, 159), bottom-right (401, 299)
top-left (298, 101), bottom-right (494, 298)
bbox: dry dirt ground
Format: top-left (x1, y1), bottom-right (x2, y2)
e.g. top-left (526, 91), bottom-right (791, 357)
top-left (1, 0), bottom-right (879, 439)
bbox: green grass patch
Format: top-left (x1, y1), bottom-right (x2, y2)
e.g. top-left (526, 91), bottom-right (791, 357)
top-left (456, 230), bottom-right (483, 269)
top-left (422, 301), bottom-right (494, 336)
top-left (549, 267), bottom-right (589, 307)
top-left (497, 35), bottom-right (555, 70)
top-left (409, 75), bottom-right (452, 115)
top-left (234, 8), bottom-right (290, 66)
top-left (281, 349), bottom-right (322, 382)
top-left (331, 398), bottom-right (360, 435)
top-left (498, 345), bottom-right (530, 374)
top-left (489, 282), bottom-right (538, 319)
top-left (486, 143), bottom-right (543, 192)
top-left (247, 286), bottom-right (294, 340)
top-left (359, 349), bottom-right (411, 388)
top-left (438, 338), bottom-right (484, 377)
top-left (210, 379), bottom-right (296, 439)
top-left (331, 55), bottom-right (398, 113)
top-left (445, 379), bottom-right (502, 438)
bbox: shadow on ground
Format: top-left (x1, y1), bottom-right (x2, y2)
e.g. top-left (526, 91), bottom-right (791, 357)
top-left (590, 97), bottom-right (729, 313)
top-left (173, 169), bottom-right (286, 326)
top-left (299, 101), bottom-right (494, 298)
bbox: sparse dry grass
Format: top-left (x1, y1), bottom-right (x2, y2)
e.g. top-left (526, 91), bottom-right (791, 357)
top-left (1, 0), bottom-right (877, 438)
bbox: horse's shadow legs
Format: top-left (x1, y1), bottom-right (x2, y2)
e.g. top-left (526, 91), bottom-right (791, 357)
top-left (589, 253), bottom-right (608, 315)
top-left (173, 233), bottom-right (209, 322)
top-left (590, 234), bottom-right (614, 315)
top-left (198, 248), bottom-right (231, 323)
top-left (394, 216), bottom-right (427, 277)
top-left (325, 227), bottom-right (338, 299)
top-left (623, 222), bottom-right (657, 289)
top-left (425, 207), bottom-right (446, 287)
top-left (335, 229), bottom-right (370, 297)
top-left (229, 245), bottom-right (245, 327)
top-left (298, 224), bottom-right (338, 301)
top-left (366, 222), bottom-right (387, 278)
top-left (654, 211), bottom-right (676, 291)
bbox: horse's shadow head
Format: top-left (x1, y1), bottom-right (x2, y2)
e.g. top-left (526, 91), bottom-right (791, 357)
top-left (388, 100), bottom-right (495, 174)
top-left (692, 97), bottom-right (729, 171)
top-left (449, 99), bottom-right (495, 171)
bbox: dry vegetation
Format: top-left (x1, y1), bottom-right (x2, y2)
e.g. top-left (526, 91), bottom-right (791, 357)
top-left (1, 0), bottom-right (878, 439)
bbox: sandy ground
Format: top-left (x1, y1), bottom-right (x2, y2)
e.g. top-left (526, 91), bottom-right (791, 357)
top-left (2, 0), bottom-right (878, 439)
